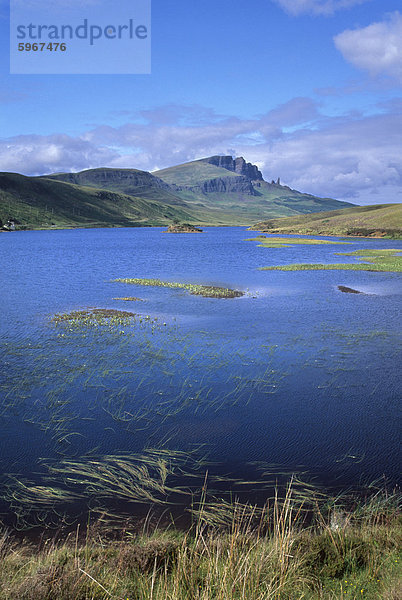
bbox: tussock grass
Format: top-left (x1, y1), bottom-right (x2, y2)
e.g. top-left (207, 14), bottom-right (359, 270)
top-left (0, 485), bottom-right (400, 600)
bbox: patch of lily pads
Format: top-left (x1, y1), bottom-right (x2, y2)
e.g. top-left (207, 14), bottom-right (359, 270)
top-left (112, 278), bottom-right (244, 298)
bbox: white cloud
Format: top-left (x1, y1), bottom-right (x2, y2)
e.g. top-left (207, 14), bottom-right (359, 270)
top-left (334, 12), bottom-right (402, 83)
top-left (1, 99), bottom-right (402, 205)
top-left (0, 134), bottom-right (117, 175)
top-left (255, 111), bottom-right (402, 203)
top-left (272, 0), bottom-right (369, 17)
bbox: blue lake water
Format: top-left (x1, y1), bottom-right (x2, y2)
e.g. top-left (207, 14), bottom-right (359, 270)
top-left (0, 227), bottom-right (401, 526)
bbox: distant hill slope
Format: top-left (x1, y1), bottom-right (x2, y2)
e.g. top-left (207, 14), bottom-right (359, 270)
top-left (249, 203), bottom-right (402, 238)
top-left (1, 156), bottom-right (356, 230)
top-left (43, 168), bottom-right (184, 205)
top-left (154, 156), bottom-right (354, 218)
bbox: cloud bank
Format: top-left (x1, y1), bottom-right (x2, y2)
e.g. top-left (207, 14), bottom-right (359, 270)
top-left (334, 12), bottom-right (402, 83)
top-left (1, 98), bottom-right (401, 205)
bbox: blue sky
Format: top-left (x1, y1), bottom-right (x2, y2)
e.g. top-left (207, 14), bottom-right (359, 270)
top-left (1, 0), bottom-right (402, 204)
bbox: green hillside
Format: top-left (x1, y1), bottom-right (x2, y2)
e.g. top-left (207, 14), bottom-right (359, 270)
top-left (0, 172), bottom-right (197, 229)
top-left (249, 203), bottom-right (402, 238)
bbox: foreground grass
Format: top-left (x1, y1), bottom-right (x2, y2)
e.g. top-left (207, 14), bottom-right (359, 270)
top-left (0, 489), bottom-right (400, 600)
top-left (246, 236), bottom-right (350, 248)
top-left (261, 249), bottom-right (402, 273)
top-left (113, 277), bottom-right (244, 298)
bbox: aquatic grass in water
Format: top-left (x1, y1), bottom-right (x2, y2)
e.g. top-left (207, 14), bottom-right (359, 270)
top-left (4, 448), bottom-right (331, 532)
top-left (261, 248), bottom-right (402, 272)
top-left (0, 323), bottom-right (287, 460)
top-left (4, 448), bottom-right (212, 527)
top-left (112, 277), bottom-right (244, 298)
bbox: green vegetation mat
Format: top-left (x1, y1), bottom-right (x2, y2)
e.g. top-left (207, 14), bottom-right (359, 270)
top-left (261, 249), bottom-right (402, 272)
top-left (246, 235), bottom-right (351, 248)
top-left (113, 277), bottom-right (244, 298)
top-left (51, 308), bottom-right (140, 327)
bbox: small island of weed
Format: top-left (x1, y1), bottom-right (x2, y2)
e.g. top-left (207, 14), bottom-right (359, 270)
top-left (112, 278), bottom-right (244, 298)
top-left (246, 236), bottom-right (351, 248)
top-left (50, 308), bottom-right (158, 328)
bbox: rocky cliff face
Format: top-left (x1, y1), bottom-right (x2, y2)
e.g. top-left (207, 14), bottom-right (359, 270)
top-left (196, 175), bottom-right (256, 195)
top-left (235, 157), bottom-right (263, 181)
top-left (205, 156), bottom-right (263, 181)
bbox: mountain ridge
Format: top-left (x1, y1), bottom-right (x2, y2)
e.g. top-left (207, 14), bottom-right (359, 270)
top-left (1, 155), bottom-right (355, 229)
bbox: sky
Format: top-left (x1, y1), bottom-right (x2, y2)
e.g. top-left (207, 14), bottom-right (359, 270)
top-left (1, 0), bottom-right (402, 205)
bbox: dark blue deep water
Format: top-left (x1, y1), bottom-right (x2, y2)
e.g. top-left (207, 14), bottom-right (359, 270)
top-left (0, 227), bottom-right (401, 526)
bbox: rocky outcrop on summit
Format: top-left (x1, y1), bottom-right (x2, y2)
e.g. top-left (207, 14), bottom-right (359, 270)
top-left (205, 156), bottom-right (263, 181)
top-left (235, 157), bottom-right (263, 181)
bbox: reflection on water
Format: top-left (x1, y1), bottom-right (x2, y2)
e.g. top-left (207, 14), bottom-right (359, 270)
top-left (0, 227), bottom-right (401, 528)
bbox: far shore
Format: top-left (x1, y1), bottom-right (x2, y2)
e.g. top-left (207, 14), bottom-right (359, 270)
top-left (1, 223), bottom-right (401, 239)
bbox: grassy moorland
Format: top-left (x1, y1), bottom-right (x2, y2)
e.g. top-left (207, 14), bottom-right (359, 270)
top-left (113, 277), bottom-right (245, 298)
top-left (250, 204), bottom-right (402, 239)
top-left (261, 249), bottom-right (402, 273)
top-left (0, 487), bottom-right (400, 600)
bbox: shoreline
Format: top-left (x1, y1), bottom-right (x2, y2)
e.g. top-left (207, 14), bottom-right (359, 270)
top-left (2, 224), bottom-right (401, 239)
top-left (250, 230), bottom-right (402, 240)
